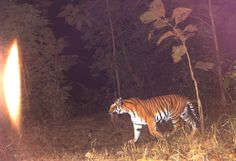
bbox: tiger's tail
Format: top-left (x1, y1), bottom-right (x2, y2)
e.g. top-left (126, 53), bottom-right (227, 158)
top-left (187, 100), bottom-right (199, 121)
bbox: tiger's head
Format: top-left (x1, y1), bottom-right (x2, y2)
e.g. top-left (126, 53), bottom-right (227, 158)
top-left (109, 97), bottom-right (127, 125)
top-left (109, 97), bottom-right (125, 114)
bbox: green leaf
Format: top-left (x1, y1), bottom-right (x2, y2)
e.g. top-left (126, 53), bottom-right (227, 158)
top-left (153, 19), bottom-right (167, 30)
top-left (171, 45), bottom-right (186, 63)
top-left (149, 0), bottom-right (165, 17)
top-left (194, 61), bottom-right (214, 71)
top-left (157, 31), bottom-right (175, 45)
top-left (183, 24), bottom-right (198, 40)
top-left (171, 8), bottom-right (192, 25)
top-left (140, 10), bottom-right (160, 24)
top-left (140, 0), bottom-right (165, 24)
top-left (183, 24), bottom-right (198, 33)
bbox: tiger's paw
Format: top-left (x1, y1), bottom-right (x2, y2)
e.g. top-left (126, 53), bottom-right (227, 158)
top-left (128, 139), bottom-right (136, 144)
top-left (127, 139), bottom-right (137, 148)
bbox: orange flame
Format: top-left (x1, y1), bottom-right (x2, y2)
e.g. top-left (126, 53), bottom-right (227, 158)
top-left (3, 39), bottom-right (21, 132)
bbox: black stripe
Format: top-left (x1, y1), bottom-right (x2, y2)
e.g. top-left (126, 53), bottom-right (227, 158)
top-left (134, 123), bottom-right (143, 126)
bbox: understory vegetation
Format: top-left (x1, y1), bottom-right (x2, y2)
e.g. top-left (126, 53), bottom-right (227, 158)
top-left (0, 108), bottom-right (235, 161)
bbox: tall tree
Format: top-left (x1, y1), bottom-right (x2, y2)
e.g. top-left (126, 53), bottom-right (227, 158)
top-left (105, 0), bottom-right (121, 98)
top-left (208, 0), bottom-right (226, 105)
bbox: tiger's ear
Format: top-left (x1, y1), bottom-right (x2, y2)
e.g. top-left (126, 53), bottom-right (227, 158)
top-left (113, 97), bottom-right (121, 102)
top-left (117, 97), bottom-right (122, 105)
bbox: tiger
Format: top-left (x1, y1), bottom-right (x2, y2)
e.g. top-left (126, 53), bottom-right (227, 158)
top-left (108, 94), bottom-right (198, 143)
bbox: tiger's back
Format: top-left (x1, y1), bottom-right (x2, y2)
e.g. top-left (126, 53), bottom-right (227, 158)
top-left (125, 95), bottom-right (189, 122)
top-left (136, 94), bottom-right (188, 116)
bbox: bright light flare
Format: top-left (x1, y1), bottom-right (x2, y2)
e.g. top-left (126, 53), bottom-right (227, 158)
top-left (3, 39), bottom-right (21, 131)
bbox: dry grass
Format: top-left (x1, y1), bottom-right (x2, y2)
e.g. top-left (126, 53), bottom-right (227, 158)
top-left (0, 112), bottom-right (236, 161)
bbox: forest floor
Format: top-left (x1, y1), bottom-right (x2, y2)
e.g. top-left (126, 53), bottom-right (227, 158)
top-left (0, 112), bottom-right (236, 161)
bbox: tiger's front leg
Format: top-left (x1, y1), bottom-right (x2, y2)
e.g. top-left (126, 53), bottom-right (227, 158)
top-left (128, 123), bottom-right (143, 144)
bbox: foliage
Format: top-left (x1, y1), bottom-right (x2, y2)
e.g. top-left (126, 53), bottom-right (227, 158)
top-left (186, 0), bottom-right (236, 106)
top-left (171, 45), bottom-right (186, 63)
top-left (194, 61), bottom-right (214, 72)
top-left (74, 84), bottom-right (112, 114)
top-left (56, 1), bottom-right (188, 112)
top-left (0, 1), bottom-right (76, 120)
top-left (58, 0), bottom-right (175, 100)
top-left (140, 0), bottom-right (198, 62)
top-left (57, 4), bottom-right (91, 31)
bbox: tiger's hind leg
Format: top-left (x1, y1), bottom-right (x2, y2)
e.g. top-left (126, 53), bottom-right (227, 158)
top-left (180, 107), bottom-right (198, 138)
top-left (167, 117), bottom-right (181, 137)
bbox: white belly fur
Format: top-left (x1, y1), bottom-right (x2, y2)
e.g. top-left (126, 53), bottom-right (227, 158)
top-left (129, 111), bottom-right (147, 125)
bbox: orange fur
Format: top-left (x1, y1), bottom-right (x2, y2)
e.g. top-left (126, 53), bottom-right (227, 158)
top-left (121, 95), bottom-right (188, 122)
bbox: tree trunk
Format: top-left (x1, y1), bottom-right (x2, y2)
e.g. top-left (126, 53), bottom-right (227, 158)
top-left (208, 0), bottom-right (226, 105)
top-left (105, 0), bottom-right (121, 97)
